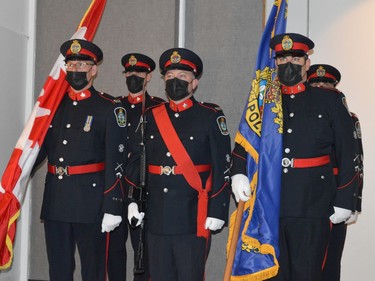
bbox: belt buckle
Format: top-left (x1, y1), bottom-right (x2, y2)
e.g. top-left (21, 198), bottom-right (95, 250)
top-left (56, 166), bottom-right (69, 178)
top-left (281, 158), bottom-right (294, 168)
top-left (160, 165), bottom-right (174, 176)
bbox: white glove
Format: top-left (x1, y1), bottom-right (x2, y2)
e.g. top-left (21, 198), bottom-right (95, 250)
top-left (127, 202), bottom-right (145, 227)
top-left (205, 217), bottom-right (225, 231)
top-left (101, 213), bottom-right (122, 233)
top-left (346, 211), bottom-right (359, 225)
top-left (329, 206), bottom-right (352, 224)
top-left (231, 174), bottom-right (251, 202)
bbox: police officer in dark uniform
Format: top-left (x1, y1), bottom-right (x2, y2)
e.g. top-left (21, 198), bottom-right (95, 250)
top-left (127, 48), bottom-right (231, 281)
top-left (34, 39), bottom-right (127, 281)
top-left (307, 64), bottom-right (364, 281)
top-left (107, 53), bottom-right (164, 281)
top-left (231, 33), bottom-right (360, 281)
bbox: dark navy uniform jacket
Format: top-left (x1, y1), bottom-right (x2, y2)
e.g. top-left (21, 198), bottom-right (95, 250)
top-left (118, 92), bottom-right (165, 204)
top-left (127, 97), bottom-right (231, 235)
top-left (117, 92), bottom-right (165, 155)
top-left (232, 82), bottom-right (359, 219)
top-left (322, 88), bottom-right (364, 213)
top-left (36, 86), bottom-right (127, 223)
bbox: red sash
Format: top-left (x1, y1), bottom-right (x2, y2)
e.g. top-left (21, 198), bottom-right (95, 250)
top-left (152, 104), bottom-right (212, 238)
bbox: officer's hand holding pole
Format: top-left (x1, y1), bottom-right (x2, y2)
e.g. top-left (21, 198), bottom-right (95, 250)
top-left (231, 174), bottom-right (251, 202)
top-left (128, 202), bottom-right (145, 227)
top-left (101, 213), bottom-right (122, 233)
top-left (329, 206), bottom-right (352, 224)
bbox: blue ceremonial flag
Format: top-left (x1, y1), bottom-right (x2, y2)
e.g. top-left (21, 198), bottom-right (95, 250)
top-left (228, 0), bottom-right (287, 280)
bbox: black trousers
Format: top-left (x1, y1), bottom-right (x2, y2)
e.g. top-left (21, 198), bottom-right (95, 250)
top-left (147, 232), bottom-right (210, 281)
top-left (107, 206), bottom-right (150, 281)
top-left (107, 219), bottom-right (127, 281)
top-left (270, 217), bottom-right (331, 281)
top-left (322, 223), bottom-right (347, 281)
top-left (44, 220), bottom-right (106, 281)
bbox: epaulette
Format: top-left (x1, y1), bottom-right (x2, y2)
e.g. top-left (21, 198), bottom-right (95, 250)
top-left (150, 95), bottom-right (166, 103)
top-left (98, 92), bottom-right (120, 104)
top-left (113, 98), bottom-right (123, 104)
top-left (145, 102), bottom-right (166, 113)
top-left (325, 87), bottom-right (341, 94)
top-left (114, 95), bottom-right (126, 101)
top-left (197, 101), bottom-right (223, 112)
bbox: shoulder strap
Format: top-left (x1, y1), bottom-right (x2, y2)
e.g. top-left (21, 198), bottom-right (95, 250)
top-left (152, 104), bottom-right (212, 238)
top-left (152, 104), bottom-right (202, 190)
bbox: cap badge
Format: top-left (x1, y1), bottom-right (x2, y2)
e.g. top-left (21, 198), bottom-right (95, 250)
top-left (281, 35), bottom-right (293, 51)
top-left (170, 51), bottom-right (181, 64)
top-left (316, 66), bottom-right (326, 78)
top-left (70, 40), bottom-right (82, 54)
top-left (129, 55), bottom-right (137, 66)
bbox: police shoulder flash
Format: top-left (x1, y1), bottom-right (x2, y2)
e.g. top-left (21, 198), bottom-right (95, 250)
top-left (114, 107), bottom-right (127, 127)
top-left (217, 116), bottom-right (229, 135)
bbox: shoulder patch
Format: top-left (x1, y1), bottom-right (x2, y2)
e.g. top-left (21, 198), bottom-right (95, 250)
top-left (217, 116), bottom-right (229, 135)
top-left (355, 120), bottom-right (362, 139)
top-left (114, 107), bottom-right (127, 127)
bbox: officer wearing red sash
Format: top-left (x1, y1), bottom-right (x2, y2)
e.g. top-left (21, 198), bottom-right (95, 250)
top-left (34, 39), bottom-right (127, 281)
top-left (107, 53), bottom-right (164, 281)
top-left (231, 33), bottom-right (360, 281)
top-left (127, 48), bottom-right (231, 281)
top-left (307, 64), bottom-right (364, 281)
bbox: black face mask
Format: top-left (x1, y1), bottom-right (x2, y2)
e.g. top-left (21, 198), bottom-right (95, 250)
top-left (66, 71), bottom-right (89, 90)
top-left (126, 75), bottom-right (145, 93)
top-left (165, 78), bottom-right (191, 101)
top-left (277, 62), bottom-right (303, 86)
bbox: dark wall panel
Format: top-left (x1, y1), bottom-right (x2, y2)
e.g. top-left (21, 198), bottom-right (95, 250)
top-left (185, 0), bottom-right (263, 140)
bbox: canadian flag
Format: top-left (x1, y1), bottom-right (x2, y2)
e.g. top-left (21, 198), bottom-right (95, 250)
top-left (0, 0), bottom-right (107, 269)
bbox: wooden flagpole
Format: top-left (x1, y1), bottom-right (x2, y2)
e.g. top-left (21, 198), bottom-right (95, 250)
top-left (223, 200), bottom-right (245, 281)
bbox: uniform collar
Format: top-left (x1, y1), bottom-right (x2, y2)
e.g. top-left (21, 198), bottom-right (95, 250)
top-left (68, 88), bottom-right (91, 101)
top-left (127, 93), bottom-right (144, 104)
top-left (169, 97), bottom-right (194, 112)
top-left (281, 82), bottom-right (306, 95)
